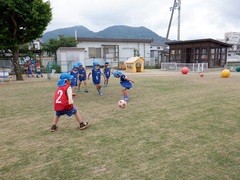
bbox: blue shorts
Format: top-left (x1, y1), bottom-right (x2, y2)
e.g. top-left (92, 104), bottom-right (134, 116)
top-left (71, 82), bottom-right (78, 87)
top-left (79, 76), bottom-right (86, 82)
top-left (55, 108), bottom-right (77, 117)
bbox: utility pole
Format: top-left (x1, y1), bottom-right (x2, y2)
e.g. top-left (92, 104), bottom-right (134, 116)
top-left (165, 0), bottom-right (181, 42)
top-left (177, 0), bottom-right (181, 41)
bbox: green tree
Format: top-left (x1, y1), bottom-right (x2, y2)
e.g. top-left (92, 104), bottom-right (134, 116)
top-left (0, 0), bottom-right (52, 80)
top-left (43, 35), bottom-right (78, 58)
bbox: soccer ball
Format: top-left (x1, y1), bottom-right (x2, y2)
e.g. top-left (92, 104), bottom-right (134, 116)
top-left (118, 100), bottom-right (127, 108)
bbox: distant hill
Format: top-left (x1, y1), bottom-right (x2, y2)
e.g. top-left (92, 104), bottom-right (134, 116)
top-left (42, 25), bottom-right (167, 44)
top-left (42, 25), bottom-right (95, 42)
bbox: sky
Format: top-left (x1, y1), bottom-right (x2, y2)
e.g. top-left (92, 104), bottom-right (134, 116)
top-left (44, 0), bottom-right (240, 41)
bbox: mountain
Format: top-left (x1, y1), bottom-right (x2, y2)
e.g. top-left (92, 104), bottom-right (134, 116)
top-left (42, 25), bottom-right (167, 44)
top-left (42, 25), bottom-right (95, 42)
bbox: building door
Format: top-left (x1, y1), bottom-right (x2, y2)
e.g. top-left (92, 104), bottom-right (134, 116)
top-left (186, 48), bottom-right (191, 63)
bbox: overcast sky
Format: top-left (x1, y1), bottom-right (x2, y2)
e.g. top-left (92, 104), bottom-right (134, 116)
top-left (44, 0), bottom-right (240, 41)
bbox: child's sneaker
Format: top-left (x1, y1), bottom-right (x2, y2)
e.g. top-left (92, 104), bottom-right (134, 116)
top-left (77, 89), bottom-right (80, 92)
top-left (84, 89), bottom-right (88, 93)
top-left (124, 96), bottom-right (129, 101)
top-left (80, 122), bottom-right (88, 130)
top-left (51, 125), bottom-right (58, 132)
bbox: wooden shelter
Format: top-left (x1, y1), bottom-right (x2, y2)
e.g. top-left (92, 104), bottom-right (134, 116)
top-left (165, 39), bottom-right (232, 68)
top-left (125, 57), bottom-right (144, 73)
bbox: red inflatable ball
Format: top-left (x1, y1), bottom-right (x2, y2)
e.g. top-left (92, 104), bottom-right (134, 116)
top-left (181, 67), bottom-right (189, 74)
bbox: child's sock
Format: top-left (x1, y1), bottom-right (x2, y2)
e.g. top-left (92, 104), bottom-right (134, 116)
top-left (99, 89), bottom-right (103, 96)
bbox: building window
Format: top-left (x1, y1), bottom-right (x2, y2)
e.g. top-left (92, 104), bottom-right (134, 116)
top-left (170, 50), bottom-right (175, 61)
top-left (209, 48), bottom-right (215, 66)
top-left (89, 47), bottom-right (101, 58)
top-left (201, 48), bottom-right (207, 60)
top-left (127, 64), bottom-right (132, 68)
top-left (194, 48), bottom-right (199, 61)
top-left (221, 48), bottom-right (226, 66)
top-left (176, 49), bottom-right (181, 60)
top-left (210, 48), bottom-right (215, 59)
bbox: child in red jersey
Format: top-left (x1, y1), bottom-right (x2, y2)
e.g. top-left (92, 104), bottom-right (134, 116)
top-left (51, 73), bottom-right (88, 132)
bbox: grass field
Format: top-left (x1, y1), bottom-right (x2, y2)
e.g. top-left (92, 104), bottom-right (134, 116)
top-left (1, 69), bottom-right (240, 179)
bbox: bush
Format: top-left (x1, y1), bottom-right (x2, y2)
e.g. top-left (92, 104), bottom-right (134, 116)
top-left (51, 64), bottom-right (61, 73)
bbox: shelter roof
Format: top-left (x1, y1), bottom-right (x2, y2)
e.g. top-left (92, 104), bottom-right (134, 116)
top-left (125, 57), bottom-right (143, 63)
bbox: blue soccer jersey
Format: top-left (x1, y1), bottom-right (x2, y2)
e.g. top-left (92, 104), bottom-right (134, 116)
top-left (120, 74), bottom-right (132, 89)
top-left (70, 70), bottom-right (79, 86)
top-left (78, 67), bottom-right (87, 81)
top-left (104, 66), bottom-right (111, 78)
top-left (92, 68), bottom-right (102, 84)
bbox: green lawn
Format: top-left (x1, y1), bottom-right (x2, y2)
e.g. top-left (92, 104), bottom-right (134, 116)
top-left (1, 70), bottom-right (240, 179)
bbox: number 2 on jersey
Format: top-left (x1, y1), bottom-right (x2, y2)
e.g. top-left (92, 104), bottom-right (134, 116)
top-left (55, 90), bottom-right (63, 103)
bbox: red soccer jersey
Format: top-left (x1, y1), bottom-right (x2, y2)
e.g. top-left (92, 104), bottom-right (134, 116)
top-left (54, 85), bottom-right (73, 111)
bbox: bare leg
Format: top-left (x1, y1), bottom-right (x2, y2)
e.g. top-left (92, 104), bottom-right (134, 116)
top-left (72, 86), bottom-right (77, 94)
top-left (75, 111), bottom-right (88, 130)
top-left (122, 88), bottom-right (129, 100)
top-left (51, 116), bottom-right (60, 131)
top-left (77, 82), bottom-right (81, 91)
top-left (97, 84), bottom-right (102, 95)
top-left (83, 80), bottom-right (87, 89)
top-left (122, 88), bottom-right (128, 97)
top-left (52, 116), bottom-right (60, 125)
top-left (74, 111), bottom-right (83, 123)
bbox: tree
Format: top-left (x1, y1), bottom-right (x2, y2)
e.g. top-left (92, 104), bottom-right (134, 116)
top-left (43, 35), bottom-right (78, 58)
top-left (0, 0), bottom-right (52, 80)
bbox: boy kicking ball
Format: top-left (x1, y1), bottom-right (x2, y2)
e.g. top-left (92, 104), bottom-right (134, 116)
top-left (51, 73), bottom-right (88, 132)
top-left (113, 70), bottom-right (135, 101)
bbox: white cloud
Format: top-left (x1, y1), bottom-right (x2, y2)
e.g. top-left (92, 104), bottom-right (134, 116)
top-left (45, 0), bottom-right (240, 41)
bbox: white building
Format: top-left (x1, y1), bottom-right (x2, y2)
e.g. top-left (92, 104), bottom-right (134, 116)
top-left (224, 32), bottom-right (240, 59)
top-left (225, 32), bottom-right (240, 45)
top-left (57, 37), bottom-right (153, 71)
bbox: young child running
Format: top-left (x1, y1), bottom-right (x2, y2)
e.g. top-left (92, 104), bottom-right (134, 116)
top-left (51, 72), bottom-right (88, 132)
top-left (36, 62), bottom-right (43, 78)
top-left (87, 61), bottom-right (105, 96)
top-left (113, 70), bottom-right (135, 101)
top-left (77, 62), bottom-right (88, 93)
top-left (103, 60), bottom-right (112, 87)
top-left (69, 64), bottom-right (79, 96)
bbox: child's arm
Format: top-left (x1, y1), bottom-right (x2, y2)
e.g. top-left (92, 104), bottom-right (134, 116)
top-left (125, 77), bottom-right (135, 83)
top-left (66, 86), bottom-right (74, 104)
top-left (87, 72), bottom-right (91, 80)
top-left (101, 72), bottom-right (106, 79)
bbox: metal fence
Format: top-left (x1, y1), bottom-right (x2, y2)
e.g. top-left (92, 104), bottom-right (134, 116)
top-left (161, 63), bottom-right (208, 72)
top-left (0, 60), bottom-right (13, 73)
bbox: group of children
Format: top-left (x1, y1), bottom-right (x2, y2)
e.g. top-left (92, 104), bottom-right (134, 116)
top-left (51, 60), bottom-right (135, 132)
top-left (23, 61), bottom-right (43, 78)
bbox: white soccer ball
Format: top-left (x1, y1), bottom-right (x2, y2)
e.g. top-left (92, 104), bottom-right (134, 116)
top-left (118, 100), bottom-right (127, 108)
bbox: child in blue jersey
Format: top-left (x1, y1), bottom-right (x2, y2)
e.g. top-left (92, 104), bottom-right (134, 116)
top-left (77, 62), bottom-right (88, 93)
top-left (113, 70), bottom-right (135, 101)
top-left (87, 61), bottom-right (105, 95)
top-left (27, 61), bottom-right (34, 77)
top-left (69, 64), bottom-right (79, 96)
top-left (103, 60), bottom-right (112, 87)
